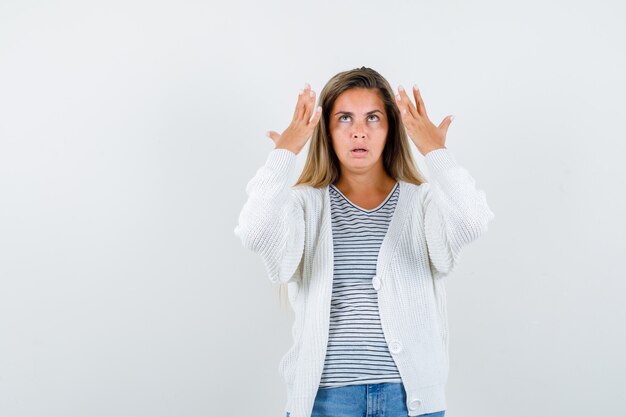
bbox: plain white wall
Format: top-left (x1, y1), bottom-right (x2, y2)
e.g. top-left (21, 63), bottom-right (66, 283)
top-left (1, 0), bottom-right (624, 416)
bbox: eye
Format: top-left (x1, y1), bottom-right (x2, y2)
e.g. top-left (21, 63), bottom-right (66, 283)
top-left (338, 114), bottom-right (380, 122)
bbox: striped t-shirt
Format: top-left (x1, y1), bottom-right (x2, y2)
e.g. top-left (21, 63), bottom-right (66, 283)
top-left (319, 181), bottom-right (403, 388)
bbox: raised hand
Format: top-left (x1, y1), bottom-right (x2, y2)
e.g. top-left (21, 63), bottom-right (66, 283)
top-left (395, 85), bottom-right (454, 156)
top-left (266, 82), bottom-right (322, 156)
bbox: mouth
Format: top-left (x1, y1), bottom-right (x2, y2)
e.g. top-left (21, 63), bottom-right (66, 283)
top-left (351, 148), bottom-right (368, 154)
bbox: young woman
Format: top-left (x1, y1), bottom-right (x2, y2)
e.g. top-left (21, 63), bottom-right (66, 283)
top-left (234, 67), bottom-right (494, 417)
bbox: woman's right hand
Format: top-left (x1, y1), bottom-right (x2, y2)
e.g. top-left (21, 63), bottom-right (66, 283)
top-left (266, 82), bottom-right (322, 156)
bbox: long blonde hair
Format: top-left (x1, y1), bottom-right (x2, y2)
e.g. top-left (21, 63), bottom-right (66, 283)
top-left (277, 66), bottom-right (427, 309)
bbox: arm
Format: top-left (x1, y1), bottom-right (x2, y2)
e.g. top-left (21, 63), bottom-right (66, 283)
top-left (422, 148), bottom-right (495, 278)
top-left (233, 148), bottom-right (305, 284)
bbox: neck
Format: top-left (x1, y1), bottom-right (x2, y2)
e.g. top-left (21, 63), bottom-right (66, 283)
top-left (334, 167), bottom-right (396, 195)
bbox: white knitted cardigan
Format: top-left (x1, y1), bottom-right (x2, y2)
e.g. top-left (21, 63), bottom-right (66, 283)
top-left (234, 147), bottom-right (495, 417)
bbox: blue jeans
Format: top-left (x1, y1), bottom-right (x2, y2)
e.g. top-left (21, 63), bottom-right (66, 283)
top-left (287, 382), bottom-right (445, 417)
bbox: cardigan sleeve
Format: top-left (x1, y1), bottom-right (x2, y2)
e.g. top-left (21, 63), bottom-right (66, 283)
top-left (422, 148), bottom-right (495, 278)
top-left (233, 148), bottom-right (305, 285)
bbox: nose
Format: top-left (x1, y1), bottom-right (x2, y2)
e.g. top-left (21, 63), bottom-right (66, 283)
top-left (352, 121), bottom-right (366, 138)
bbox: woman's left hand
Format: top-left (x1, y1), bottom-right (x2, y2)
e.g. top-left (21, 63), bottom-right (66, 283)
top-left (395, 85), bottom-right (453, 156)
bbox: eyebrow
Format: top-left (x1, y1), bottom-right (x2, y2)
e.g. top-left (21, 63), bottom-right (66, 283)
top-left (333, 109), bottom-right (384, 116)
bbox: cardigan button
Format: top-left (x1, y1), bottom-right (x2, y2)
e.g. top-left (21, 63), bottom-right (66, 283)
top-left (388, 339), bottom-right (402, 353)
top-left (372, 275), bottom-right (381, 291)
top-left (408, 398), bottom-right (422, 409)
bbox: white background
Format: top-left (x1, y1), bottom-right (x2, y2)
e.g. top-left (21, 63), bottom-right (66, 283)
top-left (1, 0), bottom-right (625, 416)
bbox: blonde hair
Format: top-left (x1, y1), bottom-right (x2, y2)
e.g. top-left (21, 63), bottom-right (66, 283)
top-left (277, 66), bottom-right (427, 309)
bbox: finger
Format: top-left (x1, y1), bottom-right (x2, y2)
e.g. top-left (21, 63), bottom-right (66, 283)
top-left (308, 105), bottom-right (322, 126)
top-left (302, 89), bottom-right (317, 124)
top-left (394, 92), bottom-right (413, 119)
top-left (292, 89), bottom-right (305, 121)
top-left (396, 85), bottom-right (419, 119)
top-left (438, 115), bottom-right (454, 136)
top-left (412, 85), bottom-right (424, 117)
top-left (266, 130), bottom-right (280, 143)
top-left (293, 83), bottom-right (311, 121)
top-left (298, 83), bottom-right (314, 122)
top-left (413, 85), bottom-right (428, 118)
top-left (394, 93), bottom-right (404, 115)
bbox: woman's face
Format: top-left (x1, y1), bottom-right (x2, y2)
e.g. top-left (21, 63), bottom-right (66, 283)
top-left (329, 88), bottom-right (389, 177)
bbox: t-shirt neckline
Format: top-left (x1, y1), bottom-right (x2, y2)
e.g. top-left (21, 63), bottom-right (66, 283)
top-left (330, 182), bottom-right (399, 213)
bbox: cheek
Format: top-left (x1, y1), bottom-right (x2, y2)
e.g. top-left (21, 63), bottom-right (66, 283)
top-left (375, 121), bottom-right (389, 132)
top-left (331, 123), bottom-right (347, 134)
